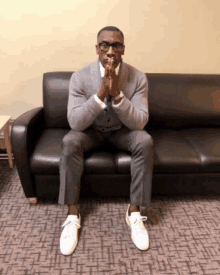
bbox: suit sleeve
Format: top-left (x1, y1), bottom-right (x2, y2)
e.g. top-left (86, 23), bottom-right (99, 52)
top-left (112, 73), bottom-right (149, 130)
top-left (67, 72), bottom-right (104, 131)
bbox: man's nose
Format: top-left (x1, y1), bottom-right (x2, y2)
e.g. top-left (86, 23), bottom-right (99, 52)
top-left (106, 45), bottom-right (115, 56)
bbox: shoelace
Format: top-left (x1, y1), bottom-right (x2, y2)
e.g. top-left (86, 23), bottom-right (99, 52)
top-left (130, 215), bottom-right (147, 235)
top-left (62, 219), bottom-right (81, 238)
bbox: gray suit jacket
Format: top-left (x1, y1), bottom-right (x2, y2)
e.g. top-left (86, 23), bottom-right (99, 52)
top-left (68, 59), bottom-right (149, 132)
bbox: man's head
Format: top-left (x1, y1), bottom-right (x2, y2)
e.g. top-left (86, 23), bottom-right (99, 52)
top-left (96, 26), bottom-right (125, 69)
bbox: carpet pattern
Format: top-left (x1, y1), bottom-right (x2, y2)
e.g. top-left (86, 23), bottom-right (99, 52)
top-left (0, 160), bottom-right (219, 275)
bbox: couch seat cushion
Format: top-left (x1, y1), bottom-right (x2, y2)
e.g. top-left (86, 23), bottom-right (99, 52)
top-left (30, 128), bottom-right (204, 175)
top-left (30, 129), bottom-right (121, 175)
top-left (149, 129), bottom-right (201, 173)
top-left (30, 129), bottom-right (68, 174)
top-left (179, 128), bottom-right (220, 173)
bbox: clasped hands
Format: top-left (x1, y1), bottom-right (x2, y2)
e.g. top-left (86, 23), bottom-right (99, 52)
top-left (97, 58), bottom-right (120, 102)
top-left (104, 58), bottom-right (120, 98)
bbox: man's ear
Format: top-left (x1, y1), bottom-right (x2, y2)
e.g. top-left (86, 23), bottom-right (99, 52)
top-left (121, 46), bottom-right (125, 55)
top-left (95, 45), bottom-right (99, 55)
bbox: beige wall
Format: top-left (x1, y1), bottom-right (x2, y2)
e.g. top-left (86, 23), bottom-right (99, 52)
top-left (1, 0), bottom-right (220, 119)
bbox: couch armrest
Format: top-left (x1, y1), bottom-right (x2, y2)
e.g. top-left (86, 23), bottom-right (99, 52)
top-left (11, 107), bottom-right (45, 198)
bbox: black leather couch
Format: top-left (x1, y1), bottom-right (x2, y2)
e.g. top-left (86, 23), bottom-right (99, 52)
top-left (11, 72), bottom-right (220, 203)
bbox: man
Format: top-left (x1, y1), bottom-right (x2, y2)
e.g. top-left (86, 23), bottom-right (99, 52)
top-left (58, 26), bottom-right (154, 255)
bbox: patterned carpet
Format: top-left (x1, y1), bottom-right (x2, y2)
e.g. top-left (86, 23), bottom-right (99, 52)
top-left (0, 160), bottom-right (219, 275)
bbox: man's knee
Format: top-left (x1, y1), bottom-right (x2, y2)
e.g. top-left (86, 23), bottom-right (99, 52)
top-left (133, 130), bottom-right (154, 151)
top-left (62, 131), bottom-right (84, 156)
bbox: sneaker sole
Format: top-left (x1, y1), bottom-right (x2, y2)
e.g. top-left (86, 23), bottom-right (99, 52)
top-left (60, 240), bottom-right (78, 256)
top-left (60, 234), bottom-right (79, 256)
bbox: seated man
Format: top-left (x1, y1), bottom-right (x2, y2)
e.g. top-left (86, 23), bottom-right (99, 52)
top-left (58, 26), bottom-right (154, 255)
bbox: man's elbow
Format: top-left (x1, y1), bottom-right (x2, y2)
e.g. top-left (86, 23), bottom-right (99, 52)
top-left (130, 122), bottom-right (147, 131)
top-left (127, 115), bottom-right (149, 131)
top-left (69, 123), bottom-right (78, 131)
top-left (138, 114), bottom-right (149, 130)
top-left (69, 123), bottom-right (84, 132)
top-left (68, 115), bottom-right (78, 131)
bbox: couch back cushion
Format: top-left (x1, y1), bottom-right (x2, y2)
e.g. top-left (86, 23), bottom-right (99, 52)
top-left (147, 73), bottom-right (220, 129)
top-left (43, 71), bottom-right (220, 129)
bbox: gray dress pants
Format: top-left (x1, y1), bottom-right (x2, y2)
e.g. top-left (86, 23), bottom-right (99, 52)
top-left (58, 125), bottom-right (154, 207)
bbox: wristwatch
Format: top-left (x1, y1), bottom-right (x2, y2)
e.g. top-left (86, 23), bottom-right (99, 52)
top-left (114, 91), bottom-right (124, 101)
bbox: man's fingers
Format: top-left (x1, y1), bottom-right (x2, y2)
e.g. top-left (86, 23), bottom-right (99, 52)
top-left (105, 67), bottom-right (113, 79)
top-left (105, 58), bottom-right (115, 81)
top-left (105, 66), bottom-right (111, 78)
top-left (106, 63), bottom-right (113, 70)
top-left (108, 57), bottom-right (114, 64)
top-left (106, 65), bottom-right (115, 77)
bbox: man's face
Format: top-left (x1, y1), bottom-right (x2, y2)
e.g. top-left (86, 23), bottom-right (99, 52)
top-left (96, 30), bottom-right (125, 69)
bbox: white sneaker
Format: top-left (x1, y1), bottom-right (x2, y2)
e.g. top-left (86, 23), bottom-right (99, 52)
top-left (125, 204), bottom-right (149, 250)
top-left (60, 214), bottom-right (81, 255)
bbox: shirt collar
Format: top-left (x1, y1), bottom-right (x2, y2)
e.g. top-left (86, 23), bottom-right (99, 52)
top-left (99, 60), bottom-right (121, 78)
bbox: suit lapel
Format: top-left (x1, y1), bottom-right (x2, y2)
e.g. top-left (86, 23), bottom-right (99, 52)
top-left (90, 60), bottom-right (101, 93)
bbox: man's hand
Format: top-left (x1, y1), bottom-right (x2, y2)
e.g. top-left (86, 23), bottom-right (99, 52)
top-left (96, 58), bottom-right (120, 102)
top-left (105, 58), bottom-right (120, 97)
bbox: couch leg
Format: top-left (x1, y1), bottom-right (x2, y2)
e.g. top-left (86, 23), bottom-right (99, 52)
top-left (29, 197), bottom-right (37, 204)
